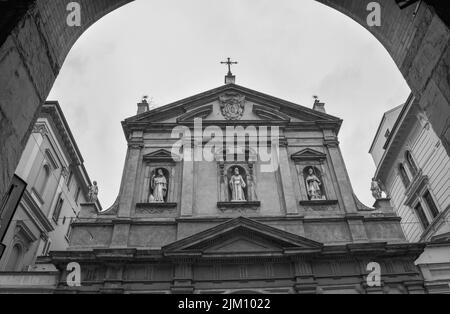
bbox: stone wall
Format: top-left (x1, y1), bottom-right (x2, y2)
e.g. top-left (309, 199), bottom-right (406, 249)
top-left (0, 0), bottom-right (448, 231)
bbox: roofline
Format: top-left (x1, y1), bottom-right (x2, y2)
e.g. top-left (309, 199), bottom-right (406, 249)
top-left (373, 93), bottom-right (416, 180)
top-left (382, 94), bottom-right (415, 150)
top-left (368, 103), bottom-right (405, 153)
top-left (42, 101), bottom-right (100, 209)
top-left (125, 83), bottom-right (342, 123)
top-left (43, 101), bottom-right (84, 164)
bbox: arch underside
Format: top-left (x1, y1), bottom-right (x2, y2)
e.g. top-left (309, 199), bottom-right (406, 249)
top-left (0, 0), bottom-right (448, 201)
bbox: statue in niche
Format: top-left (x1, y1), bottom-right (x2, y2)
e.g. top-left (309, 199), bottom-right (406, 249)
top-left (371, 178), bottom-right (384, 200)
top-left (88, 181), bottom-right (98, 203)
top-left (150, 169), bottom-right (167, 203)
top-left (305, 168), bottom-right (324, 200)
top-left (229, 167), bottom-right (246, 201)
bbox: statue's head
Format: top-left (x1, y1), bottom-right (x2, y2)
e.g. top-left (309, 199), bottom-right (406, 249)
top-left (93, 181), bottom-right (97, 186)
top-left (234, 168), bottom-right (240, 175)
top-left (308, 168), bottom-right (314, 175)
top-left (158, 169), bottom-right (164, 176)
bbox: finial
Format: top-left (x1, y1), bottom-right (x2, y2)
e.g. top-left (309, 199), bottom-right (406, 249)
top-left (221, 58), bottom-right (238, 84)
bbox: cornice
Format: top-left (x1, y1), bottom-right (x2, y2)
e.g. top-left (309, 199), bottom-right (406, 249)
top-left (21, 190), bottom-right (54, 233)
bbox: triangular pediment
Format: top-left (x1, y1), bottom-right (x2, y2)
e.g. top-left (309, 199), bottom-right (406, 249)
top-left (163, 217), bottom-right (323, 257)
top-left (291, 148), bottom-right (327, 161)
top-left (143, 149), bottom-right (175, 162)
top-left (177, 105), bottom-right (213, 122)
top-left (123, 84), bottom-right (341, 130)
top-left (203, 234), bottom-right (283, 254)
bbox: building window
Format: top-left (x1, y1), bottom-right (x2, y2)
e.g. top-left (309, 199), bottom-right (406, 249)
top-left (75, 186), bottom-right (81, 205)
top-left (398, 163), bottom-right (410, 188)
top-left (65, 218), bottom-right (74, 242)
top-left (52, 194), bottom-right (64, 224)
top-left (405, 151), bottom-right (418, 177)
top-left (67, 170), bottom-right (73, 189)
top-left (41, 239), bottom-right (52, 256)
top-left (35, 163), bottom-right (51, 197)
top-left (414, 202), bottom-right (429, 230)
top-left (423, 190), bottom-right (439, 218)
top-left (44, 149), bottom-right (58, 169)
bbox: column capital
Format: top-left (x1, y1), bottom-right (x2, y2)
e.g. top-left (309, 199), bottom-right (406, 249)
top-left (324, 139), bottom-right (340, 147)
top-left (127, 141), bottom-right (144, 149)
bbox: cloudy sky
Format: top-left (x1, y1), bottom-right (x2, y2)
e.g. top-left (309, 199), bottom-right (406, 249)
top-left (48, 0), bottom-right (411, 208)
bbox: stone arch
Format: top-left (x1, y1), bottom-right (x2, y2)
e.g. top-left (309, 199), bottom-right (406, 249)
top-left (1, 0), bottom-right (449, 200)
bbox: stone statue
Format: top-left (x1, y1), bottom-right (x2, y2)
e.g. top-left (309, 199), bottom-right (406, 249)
top-left (371, 178), bottom-right (383, 200)
top-left (88, 181), bottom-right (98, 203)
top-left (229, 167), bottom-right (246, 201)
top-left (150, 169), bottom-right (167, 203)
top-left (305, 168), bottom-right (323, 200)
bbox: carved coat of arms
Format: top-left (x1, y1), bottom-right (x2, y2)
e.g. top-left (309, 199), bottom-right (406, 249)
top-left (219, 92), bottom-right (246, 120)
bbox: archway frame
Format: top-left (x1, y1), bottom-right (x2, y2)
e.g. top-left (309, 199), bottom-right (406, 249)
top-left (0, 0), bottom-right (449, 201)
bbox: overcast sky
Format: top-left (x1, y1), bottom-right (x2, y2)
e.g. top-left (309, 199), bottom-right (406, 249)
top-left (48, 0), bottom-right (411, 209)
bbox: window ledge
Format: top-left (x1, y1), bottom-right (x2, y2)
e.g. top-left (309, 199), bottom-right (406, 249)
top-left (135, 202), bottom-right (178, 216)
top-left (419, 205), bottom-right (450, 242)
top-left (136, 202), bottom-right (177, 208)
top-left (31, 187), bottom-right (44, 206)
top-left (299, 200), bottom-right (338, 206)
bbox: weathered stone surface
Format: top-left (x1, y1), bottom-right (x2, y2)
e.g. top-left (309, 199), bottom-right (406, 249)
top-left (0, 0), bottom-right (449, 205)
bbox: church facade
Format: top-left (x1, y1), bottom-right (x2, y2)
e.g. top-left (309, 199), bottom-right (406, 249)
top-left (42, 80), bottom-right (426, 294)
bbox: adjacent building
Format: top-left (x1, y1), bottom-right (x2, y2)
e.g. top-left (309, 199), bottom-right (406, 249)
top-left (370, 94), bottom-right (450, 293)
top-left (40, 74), bottom-right (426, 294)
top-left (0, 101), bottom-right (100, 274)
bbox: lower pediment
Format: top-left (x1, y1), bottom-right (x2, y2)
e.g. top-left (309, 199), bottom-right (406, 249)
top-left (162, 217), bottom-right (323, 257)
top-left (205, 235), bottom-right (282, 254)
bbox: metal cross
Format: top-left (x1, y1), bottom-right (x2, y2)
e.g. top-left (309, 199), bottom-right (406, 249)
top-left (221, 57), bottom-right (238, 75)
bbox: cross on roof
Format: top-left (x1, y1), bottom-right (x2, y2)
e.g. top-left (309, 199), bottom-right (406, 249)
top-left (221, 57), bottom-right (238, 75)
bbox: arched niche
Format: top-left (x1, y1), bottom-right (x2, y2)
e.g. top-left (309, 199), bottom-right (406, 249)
top-left (303, 166), bottom-right (327, 201)
top-left (148, 167), bottom-right (170, 203)
top-left (1, 0), bottom-right (449, 208)
top-left (227, 165), bottom-right (248, 202)
top-left (140, 149), bottom-right (178, 205)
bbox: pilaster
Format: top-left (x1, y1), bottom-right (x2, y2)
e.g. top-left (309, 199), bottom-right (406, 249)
top-left (117, 135), bottom-right (144, 218)
top-left (292, 257), bottom-right (317, 294)
top-left (279, 145), bottom-right (298, 215)
top-left (181, 139), bottom-right (194, 217)
top-left (324, 136), bottom-right (357, 213)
